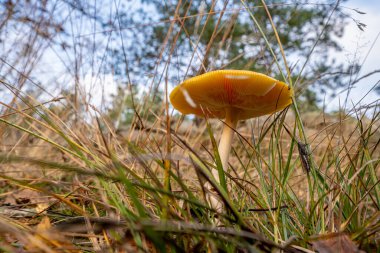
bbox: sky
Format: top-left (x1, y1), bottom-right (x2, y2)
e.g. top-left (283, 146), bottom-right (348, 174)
top-left (80, 0), bottom-right (380, 113)
top-left (86, 0), bottom-right (380, 114)
top-left (327, 0), bottom-right (380, 113)
top-left (2, 0), bottom-right (378, 114)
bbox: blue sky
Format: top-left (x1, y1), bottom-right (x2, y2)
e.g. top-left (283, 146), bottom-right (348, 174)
top-left (2, 1), bottom-right (377, 114)
top-left (62, 0), bottom-right (380, 113)
top-left (327, 0), bottom-right (380, 112)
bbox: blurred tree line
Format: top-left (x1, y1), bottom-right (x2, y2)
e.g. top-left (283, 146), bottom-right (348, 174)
top-left (0, 0), bottom-right (366, 127)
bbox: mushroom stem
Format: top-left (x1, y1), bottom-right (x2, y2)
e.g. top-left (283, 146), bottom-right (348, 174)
top-left (207, 109), bottom-right (238, 213)
top-left (215, 108), bottom-right (238, 182)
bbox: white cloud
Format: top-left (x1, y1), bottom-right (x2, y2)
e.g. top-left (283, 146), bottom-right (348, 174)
top-left (81, 73), bottom-right (118, 107)
top-left (327, 1), bottom-right (380, 112)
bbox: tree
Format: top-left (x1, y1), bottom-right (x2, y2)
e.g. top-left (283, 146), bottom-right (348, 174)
top-left (141, 0), bottom-right (354, 111)
top-left (0, 0), bottom-right (361, 116)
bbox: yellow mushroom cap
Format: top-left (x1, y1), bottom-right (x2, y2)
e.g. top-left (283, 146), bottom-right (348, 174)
top-left (170, 70), bottom-right (293, 120)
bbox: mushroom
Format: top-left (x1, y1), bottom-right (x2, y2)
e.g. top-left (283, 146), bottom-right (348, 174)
top-left (170, 70), bottom-right (293, 209)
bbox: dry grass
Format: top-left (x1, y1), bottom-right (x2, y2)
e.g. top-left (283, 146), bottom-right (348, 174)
top-left (0, 1), bottom-right (379, 252)
top-left (0, 100), bottom-right (379, 252)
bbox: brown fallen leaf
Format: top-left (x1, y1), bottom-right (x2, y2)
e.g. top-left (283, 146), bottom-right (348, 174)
top-left (2, 188), bottom-right (53, 218)
top-left (313, 233), bottom-right (365, 253)
top-left (25, 216), bottom-right (82, 253)
top-left (4, 188), bottom-right (51, 206)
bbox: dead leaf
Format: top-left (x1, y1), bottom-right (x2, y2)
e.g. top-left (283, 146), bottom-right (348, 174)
top-left (2, 189), bottom-right (53, 217)
top-left (4, 188), bottom-right (47, 206)
top-left (35, 202), bottom-right (50, 214)
top-left (313, 233), bottom-right (365, 253)
top-left (25, 216), bottom-right (82, 253)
